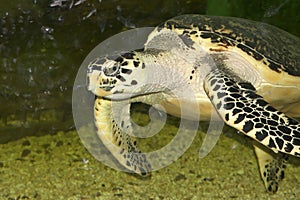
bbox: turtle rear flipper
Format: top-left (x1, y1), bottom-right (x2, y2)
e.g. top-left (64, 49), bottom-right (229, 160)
top-left (253, 142), bottom-right (288, 193)
top-left (94, 97), bottom-right (151, 175)
top-left (204, 69), bottom-right (300, 157)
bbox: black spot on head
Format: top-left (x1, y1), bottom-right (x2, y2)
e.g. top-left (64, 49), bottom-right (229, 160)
top-left (122, 52), bottom-right (135, 59)
top-left (115, 56), bottom-right (124, 63)
top-left (116, 75), bottom-right (126, 82)
top-left (142, 63), bottom-right (146, 69)
top-left (94, 58), bottom-right (106, 65)
top-left (133, 61), bottom-right (140, 67)
top-left (121, 68), bottom-right (132, 74)
top-left (121, 61), bottom-right (128, 66)
top-left (131, 80), bottom-right (137, 85)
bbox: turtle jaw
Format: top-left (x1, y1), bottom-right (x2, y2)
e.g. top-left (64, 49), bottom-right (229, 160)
top-left (87, 70), bottom-right (116, 97)
top-left (87, 84), bottom-right (113, 97)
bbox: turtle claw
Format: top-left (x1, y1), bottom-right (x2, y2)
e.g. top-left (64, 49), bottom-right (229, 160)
top-left (94, 97), bottom-right (151, 175)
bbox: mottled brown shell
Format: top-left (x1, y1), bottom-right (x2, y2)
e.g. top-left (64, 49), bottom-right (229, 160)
top-left (159, 14), bottom-right (300, 76)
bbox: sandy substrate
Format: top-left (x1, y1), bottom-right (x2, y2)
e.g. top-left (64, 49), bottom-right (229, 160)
top-left (1, 112), bottom-right (299, 200)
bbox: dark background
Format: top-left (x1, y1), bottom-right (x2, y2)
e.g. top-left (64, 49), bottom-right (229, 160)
top-left (0, 0), bottom-right (299, 142)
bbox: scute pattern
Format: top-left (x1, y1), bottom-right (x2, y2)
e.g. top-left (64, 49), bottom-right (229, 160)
top-left (204, 69), bottom-right (300, 156)
top-left (159, 15), bottom-right (300, 75)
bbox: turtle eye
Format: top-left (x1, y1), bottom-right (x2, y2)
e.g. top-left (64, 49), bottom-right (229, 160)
top-left (103, 62), bottom-right (120, 76)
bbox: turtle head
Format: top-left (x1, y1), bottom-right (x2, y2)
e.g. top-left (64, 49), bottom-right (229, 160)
top-left (87, 51), bottom-right (147, 99)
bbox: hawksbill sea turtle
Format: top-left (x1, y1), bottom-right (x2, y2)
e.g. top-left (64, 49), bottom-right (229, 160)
top-left (86, 15), bottom-right (300, 193)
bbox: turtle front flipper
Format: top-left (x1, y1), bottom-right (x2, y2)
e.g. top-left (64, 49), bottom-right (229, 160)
top-left (94, 97), bottom-right (151, 175)
top-left (203, 69), bottom-right (300, 157)
top-left (253, 142), bottom-right (288, 193)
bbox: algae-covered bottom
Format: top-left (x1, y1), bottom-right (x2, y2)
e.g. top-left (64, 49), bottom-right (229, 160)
top-left (1, 111), bottom-right (299, 199)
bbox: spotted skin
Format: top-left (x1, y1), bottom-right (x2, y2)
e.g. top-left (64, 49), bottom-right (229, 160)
top-left (204, 69), bottom-right (300, 157)
top-left (94, 97), bottom-right (151, 175)
top-left (204, 69), bottom-right (300, 193)
top-left (253, 143), bottom-right (288, 193)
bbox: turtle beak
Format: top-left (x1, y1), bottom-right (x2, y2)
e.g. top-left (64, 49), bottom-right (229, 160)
top-left (87, 71), bottom-right (113, 97)
top-left (88, 85), bottom-right (112, 97)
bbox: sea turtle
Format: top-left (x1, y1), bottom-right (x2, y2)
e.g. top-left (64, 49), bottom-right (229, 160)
top-left (86, 15), bottom-right (300, 193)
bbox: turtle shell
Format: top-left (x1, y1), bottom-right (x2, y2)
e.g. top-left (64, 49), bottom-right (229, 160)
top-left (147, 15), bottom-right (300, 117)
top-left (159, 15), bottom-right (300, 76)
